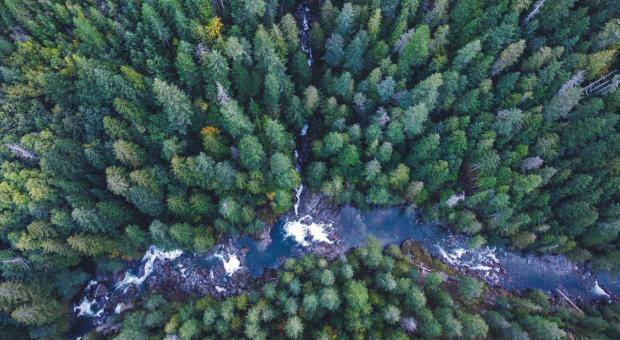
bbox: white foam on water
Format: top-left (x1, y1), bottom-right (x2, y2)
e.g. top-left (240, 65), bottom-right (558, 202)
top-left (74, 298), bottom-right (104, 317)
top-left (215, 286), bottom-right (227, 293)
top-left (300, 6), bottom-right (314, 65)
top-left (114, 304), bottom-right (122, 314)
top-left (306, 222), bottom-right (333, 244)
top-left (294, 184), bottom-right (304, 216)
top-left (436, 245), bottom-right (451, 262)
top-left (293, 147), bottom-right (302, 216)
top-left (592, 280), bottom-right (610, 298)
top-left (294, 157), bottom-right (300, 172)
top-left (117, 246), bottom-right (183, 289)
top-left (85, 280), bottom-right (98, 290)
top-left (284, 218), bottom-right (311, 246)
top-left (436, 245), bottom-right (462, 264)
top-left (436, 244), bottom-right (500, 283)
top-left (301, 7), bottom-right (310, 34)
top-left (284, 215), bottom-right (333, 247)
top-left (453, 248), bottom-right (466, 259)
top-left (73, 298), bottom-right (95, 317)
top-left (486, 251), bottom-right (499, 263)
top-left (215, 252), bottom-right (242, 275)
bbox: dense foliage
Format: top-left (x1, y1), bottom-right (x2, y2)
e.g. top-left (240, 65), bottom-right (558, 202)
top-left (0, 0), bottom-right (619, 337)
top-left (111, 240), bottom-right (620, 339)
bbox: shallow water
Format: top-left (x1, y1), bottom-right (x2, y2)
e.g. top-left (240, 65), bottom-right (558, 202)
top-left (70, 201), bottom-right (620, 339)
top-left (209, 204), bottom-right (620, 299)
top-left (333, 206), bottom-right (620, 299)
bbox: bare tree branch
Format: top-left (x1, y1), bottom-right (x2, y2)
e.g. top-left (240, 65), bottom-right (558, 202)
top-left (5, 143), bottom-right (39, 161)
top-left (558, 70), bottom-right (585, 95)
top-left (393, 28), bottom-right (415, 54)
top-left (216, 82), bottom-right (230, 104)
top-left (2, 257), bottom-right (30, 271)
top-left (585, 70), bottom-right (619, 95)
top-left (556, 288), bottom-right (584, 314)
top-left (523, 0), bottom-right (546, 25)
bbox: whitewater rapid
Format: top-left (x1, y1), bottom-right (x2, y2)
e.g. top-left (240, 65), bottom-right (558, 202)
top-left (116, 246), bottom-right (183, 290)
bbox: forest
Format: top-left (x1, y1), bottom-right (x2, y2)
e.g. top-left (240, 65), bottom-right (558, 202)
top-left (109, 240), bottom-right (620, 340)
top-left (0, 0), bottom-right (619, 338)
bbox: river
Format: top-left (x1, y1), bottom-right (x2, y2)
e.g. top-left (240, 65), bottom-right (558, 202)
top-left (69, 191), bottom-right (620, 338)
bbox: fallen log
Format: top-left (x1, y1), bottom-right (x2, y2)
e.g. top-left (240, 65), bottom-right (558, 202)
top-left (416, 264), bottom-right (431, 272)
top-left (556, 288), bottom-right (584, 314)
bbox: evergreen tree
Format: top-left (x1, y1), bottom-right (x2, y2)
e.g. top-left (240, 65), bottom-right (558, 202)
top-left (153, 78), bottom-right (194, 135)
top-left (324, 33), bottom-right (345, 67)
top-left (398, 25), bottom-right (430, 76)
top-left (492, 40), bottom-right (525, 76)
top-left (239, 135), bottom-right (265, 171)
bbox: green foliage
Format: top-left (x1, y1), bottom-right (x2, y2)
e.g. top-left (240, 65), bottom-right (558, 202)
top-left (492, 40), bottom-right (526, 75)
top-left (324, 33), bottom-right (345, 67)
top-left (284, 315), bottom-right (304, 338)
top-left (398, 25), bottom-right (430, 76)
top-left (457, 275), bottom-right (484, 303)
top-left (152, 78), bottom-right (194, 135)
top-left (239, 135), bottom-right (265, 171)
top-left (1, 0), bottom-right (620, 336)
top-left (114, 241), bottom-right (620, 339)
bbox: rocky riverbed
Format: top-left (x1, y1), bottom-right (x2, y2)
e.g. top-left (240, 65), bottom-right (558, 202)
top-left (69, 188), bottom-right (619, 338)
top-left (70, 244), bottom-right (254, 336)
top-left (68, 192), bottom-right (340, 338)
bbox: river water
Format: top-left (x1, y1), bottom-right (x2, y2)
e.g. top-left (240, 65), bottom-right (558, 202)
top-left (70, 201), bottom-right (620, 338)
top-left (238, 203), bottom-right (620, 299)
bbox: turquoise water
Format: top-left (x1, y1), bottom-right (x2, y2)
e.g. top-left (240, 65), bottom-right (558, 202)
top-left (69, 203), bottom-right (619, 339)
top-left (233, 205), bottom-right (618, 299)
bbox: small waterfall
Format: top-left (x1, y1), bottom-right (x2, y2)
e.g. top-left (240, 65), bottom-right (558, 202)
top-left (283, 215), bottom-right (334, 247)
top-left (293, 148), bottom-right (302, 216)
top-left (293, 123), bottom-right (309, 216)
top-left (70, 243), bottom-right (252, 339)
top-left (294, 184), bottom-right (304, 216)
top-left (299, 5), bottom-right (314, 66)
top-left (294, 149), bottom-right (301, 171)
top-left (435, 245), bottom-right (501, 284)
top-left (74, 297), bottom-right (105, 318)
top-left (291, 0), bottom-right (313, 216)
top-left (288, 4), bottom-right (318, 236)
top-left (73, 281), bottom-right (104, 318)
top-left (116, 246), bottom-right (183, 290)
top-left (214, 251), bottom-right (242, 275)
top-left (592, 280), bottom-right (611, 299)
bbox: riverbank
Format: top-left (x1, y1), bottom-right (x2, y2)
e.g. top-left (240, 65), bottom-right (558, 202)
top-left (76, 235), bottom-right (612, 335)
top-left (69, 190), bottom-right (617, 338)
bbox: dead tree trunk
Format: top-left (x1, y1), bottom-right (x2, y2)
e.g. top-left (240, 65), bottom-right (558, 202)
top-left (523, 0), bottom-right (546, 25)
